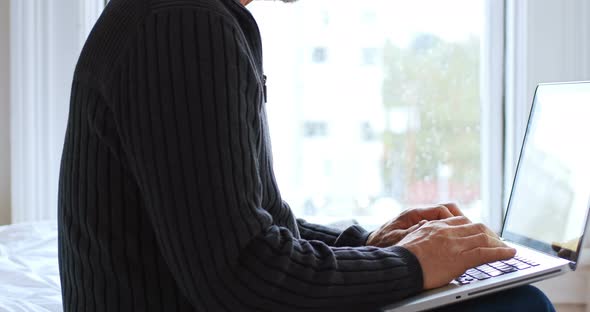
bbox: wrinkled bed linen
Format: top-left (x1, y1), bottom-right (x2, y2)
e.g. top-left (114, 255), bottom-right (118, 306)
top-left (0, 221), bottom-right (62, 312)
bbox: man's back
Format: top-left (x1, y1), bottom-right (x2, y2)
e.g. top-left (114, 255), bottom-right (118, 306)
top-left (58, 0), bottom-right (424, 311)
top-left (59, 0), bottom-right (283, 310)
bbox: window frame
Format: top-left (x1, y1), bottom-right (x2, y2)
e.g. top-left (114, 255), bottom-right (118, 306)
top-left (480, 0), bottom-right (506, 232)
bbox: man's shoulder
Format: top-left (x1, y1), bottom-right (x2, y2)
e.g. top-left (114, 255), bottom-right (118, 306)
top-left (149, 0), bottom-right (231, 14)
top-left (74, 0), bottom-right (237, 91)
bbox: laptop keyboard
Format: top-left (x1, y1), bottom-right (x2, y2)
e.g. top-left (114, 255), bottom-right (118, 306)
top-left (454, 255), bottom-right (540, 285)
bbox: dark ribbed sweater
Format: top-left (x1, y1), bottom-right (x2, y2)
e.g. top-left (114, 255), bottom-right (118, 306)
top-left (57, 0), bottom-right (424, 311)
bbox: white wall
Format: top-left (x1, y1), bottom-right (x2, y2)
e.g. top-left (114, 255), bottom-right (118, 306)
top-left (0, 0), bottom-right (11, 225)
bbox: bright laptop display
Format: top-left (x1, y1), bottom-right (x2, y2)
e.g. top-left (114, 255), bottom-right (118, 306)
top-left (502, 82), bottom-right (590, 265)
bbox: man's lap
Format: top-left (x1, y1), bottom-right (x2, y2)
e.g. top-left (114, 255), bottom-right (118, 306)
top-left (431, 285), bottom-right (555, 312)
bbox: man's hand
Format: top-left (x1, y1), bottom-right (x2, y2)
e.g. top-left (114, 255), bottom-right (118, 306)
top-left (397, 216), bottom-right (516, 290)
top-left (366, 203), bottom-right (465, 247)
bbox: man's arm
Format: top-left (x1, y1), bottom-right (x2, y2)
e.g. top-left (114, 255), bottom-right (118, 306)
top-left (282, 200), bottom-right (347, 246)
top-left (296, 216), bottom-right (372, 247)
top-left (109, 8), bottom-right (424, 311)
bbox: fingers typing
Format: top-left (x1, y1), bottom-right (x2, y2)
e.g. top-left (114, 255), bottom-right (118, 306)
top-left (441, 203), bottom-right (465, 217)
top-left (463, 247), bottom-right (517, 269)
top-left (451, 222), bottom-right (499, 238)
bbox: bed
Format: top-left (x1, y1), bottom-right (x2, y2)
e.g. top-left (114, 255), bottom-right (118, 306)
top-left (0, 219), bottom-right (355, 312)
top-left (0, 221), bottom-right (62, 312)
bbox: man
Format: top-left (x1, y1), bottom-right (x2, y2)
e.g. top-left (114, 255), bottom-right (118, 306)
top-left (57, 0), bottom-right (554, 310)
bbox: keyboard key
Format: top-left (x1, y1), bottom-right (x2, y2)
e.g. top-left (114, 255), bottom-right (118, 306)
top-left (456, 279), bottom-right (471, 285)
top-left (514, 256), bottom-right (540, 266)
top-left (466, 268), bottom-right (481, 275)
top-left (497, 266), bottom-right (518, 273)
top-left (466, 270), bottom-right (491, 280)
top-left (488, 261), bottom-right (505, 267)
top-left (476, 265), bottom-right (503, 276)
top-left (455, 275), bottom-right (474, 285)
top-left (512, 262), bottom-right (531, 270)
top-left (488, 262), bottom-right (518, 273)
top-left (514, 255), bottom-right (530, 262)
top-left (485, 269), bottom-right (504, 277)
top-left (498, 258), bottom-right (533, 270)
top-left (475, 264), bottom-right (492, 271)
top-left (501, 258), bottom-right (522, 266)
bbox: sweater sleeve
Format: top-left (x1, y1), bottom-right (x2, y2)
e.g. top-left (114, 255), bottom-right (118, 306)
top-left (110, 9), bottom-right (423, 312)
top-left (297, 217), bottom-right (373, 247)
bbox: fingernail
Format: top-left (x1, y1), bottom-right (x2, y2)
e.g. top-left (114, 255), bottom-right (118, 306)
top-left (508, 248), bottom-right (517, 254)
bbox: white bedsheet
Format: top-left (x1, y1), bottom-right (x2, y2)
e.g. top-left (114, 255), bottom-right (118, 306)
top-left (0, 221), bottom-right (62, 312)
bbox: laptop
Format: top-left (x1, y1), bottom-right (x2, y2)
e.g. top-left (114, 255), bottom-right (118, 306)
top-left (383, 81), bottom-right (590, 312)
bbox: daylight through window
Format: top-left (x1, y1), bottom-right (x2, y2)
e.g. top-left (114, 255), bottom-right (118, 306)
top-left (250, 0), bottom-right (487, 229)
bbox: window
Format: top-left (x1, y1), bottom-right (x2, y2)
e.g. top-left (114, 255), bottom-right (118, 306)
top-left (250, 0), bottom-right (500, 230)
top-left (361, 47), bottom-right (378, 65)
top-left (311, 47), bottom-right (328, 63)
top-left (321, 11), bottom-right (330, 26)
top-left (360, 121), bottom-right (378, 141)
top-left (303, 121), bottom-right (328, 138)
top-left (361, 10), bottom-right (377, 25)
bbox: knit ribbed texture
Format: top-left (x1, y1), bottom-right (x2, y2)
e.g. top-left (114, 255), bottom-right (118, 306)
top-left (58, 0), bottom-right (424, 311)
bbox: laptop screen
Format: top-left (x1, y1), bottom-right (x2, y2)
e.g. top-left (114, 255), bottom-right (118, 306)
top-left (502, 82), bottom-right (590, 264)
